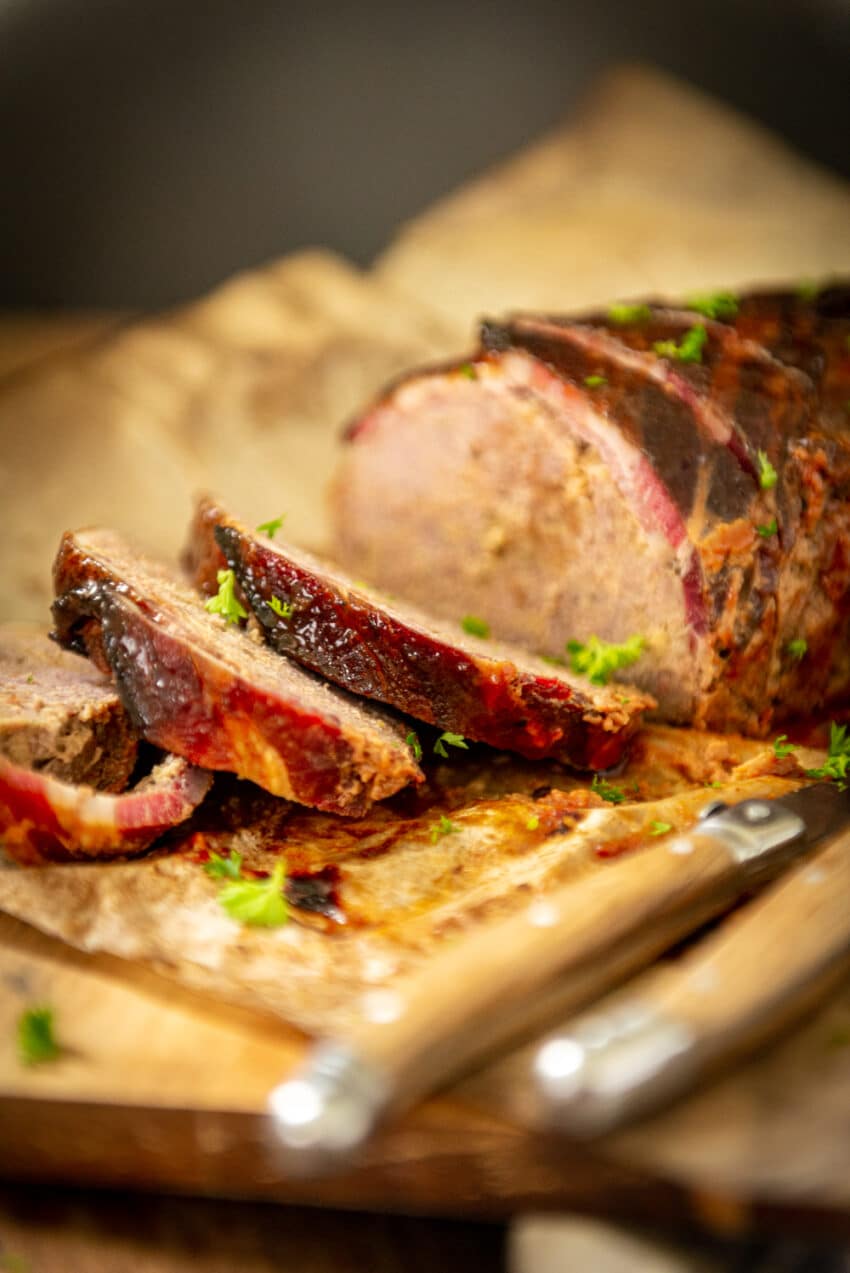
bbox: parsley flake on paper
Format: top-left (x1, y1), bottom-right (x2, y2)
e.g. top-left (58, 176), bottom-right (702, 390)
top-left (806, 722), bottom-right (850, 790)
top-left (218, 860), bottom-right (288, 927)
top-left (17, 1006), bottom-right (62, 1067)
top-left (430, 814), bottom-right (459, 843)
top-left (203, 850), bottom-right (244, 880)
top-left (591, 774), bottom-right (626, 805)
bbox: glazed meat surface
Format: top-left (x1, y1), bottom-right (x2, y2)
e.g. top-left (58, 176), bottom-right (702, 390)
top-left (51, 528), bottom-right (423, 816)
top-left (333, 284), bottom-right (850, 736)
top-left (186, 497), bottom-right (654, 771)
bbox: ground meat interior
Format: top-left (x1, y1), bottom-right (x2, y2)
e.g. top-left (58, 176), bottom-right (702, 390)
top-left (334, 371), bottom-right (696, 719)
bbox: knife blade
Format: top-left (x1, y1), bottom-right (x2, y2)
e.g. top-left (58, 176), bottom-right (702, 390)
top-left (266, 782), bottom-right (839, 1175)
top-left (526, 782), bottom-right (850, 1138)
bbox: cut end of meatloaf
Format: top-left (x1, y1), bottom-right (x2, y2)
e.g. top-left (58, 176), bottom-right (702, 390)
top-left (334, 286), bottom-right (850, 737)
top-left (186, 495), bottom-right (654, 771)
top-left (333, 354), bottom-right (697, 721)
top-left (0, 623), bottom-right (138, 790)
top-left (51, 528), bottom-right (423, 816)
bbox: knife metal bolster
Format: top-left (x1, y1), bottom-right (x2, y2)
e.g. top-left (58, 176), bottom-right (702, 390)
top-left (696, 798), bottom-right (806, 879)
top-left (533, 1002), bottom-right (697, 1138)
top-left (267, 1043), bottom-right (389, 1174)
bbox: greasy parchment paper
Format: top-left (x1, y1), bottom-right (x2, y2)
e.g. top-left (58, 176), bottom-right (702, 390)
top-left (0, 728), bottom-right (819, 1037)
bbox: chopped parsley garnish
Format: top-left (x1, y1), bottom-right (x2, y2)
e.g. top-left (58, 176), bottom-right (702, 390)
top-left (787, 638), bottom-right (807, 661)
top-left (0, 1252), bottom-right (30, 1273)
top-left (805, 722), bottom-right (850, 790)
top-left (525, 813), bottom-right (540, 831)
top-left (256, 515), bottom-right (285, 539)
top-left (796, 280), bottom-right (821, 301)
top-left (653, 324), bottom-right (708, 364)
top-left (269, 595), bottom-right (294, 620)
top-left (648, 820), bottom-right (672, 836)
top-left (218, 860), bottom-right (288, 927)
top-left (433, 732), bottom-right (468, 759)
top-left (205, 569), bottom-right (248, 625)
top-left (540, 653), bottom-right (566, 667)
top-left (828, 1024), bottom-right (850, 1049)
top-left (567, 634), bottom-right (645, 686)
top-left (773, 735), bottom-right (796, 759)
top-left (406, 731), bottom-right (422, 761)
top-left (17, 1006), bottom-right (61, 1067)
top-left (584, 374), bottom-right (607, 388)
top-left (430, 814), bottom-right (459, 843)
top-left (757, 449), bottom-right (778, 490)
top-left (25, 673), bottom-right (34, 684)
top-left (461, 614), bottom-right (490, 638)
top-left (458, 362), bottom-right (478, 380)
top-left (203, 849), bottom-right (243, 880)
top-left (608, 302), bottom-right (652, 324)
top-left (687, 291), bottom-right (739, 321)
top-left (591, 774), bottom-right (626, 804)
top-left (756, 518), bottom-right (778, 538)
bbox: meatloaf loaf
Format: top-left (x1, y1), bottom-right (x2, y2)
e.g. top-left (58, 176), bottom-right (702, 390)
top-left (332, 284), bottom-right (850, 736)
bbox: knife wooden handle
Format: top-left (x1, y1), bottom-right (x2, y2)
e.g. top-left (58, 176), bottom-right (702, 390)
top-left (267, 796), bottom-right (806, 1169)
top-left (531, 824), bottom-right (850, 1136)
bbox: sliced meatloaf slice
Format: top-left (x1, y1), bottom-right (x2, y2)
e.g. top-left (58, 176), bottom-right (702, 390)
top-left (0, 624), bottom-right (137, 789)
top-left (0, 752), bottom-right (212, 865)
top-left (51, 529), bottom-right (423, 816)
top-left (185, 497), bottom-right (653, 771)
top-left (332, 284), bottom-right (850, 737)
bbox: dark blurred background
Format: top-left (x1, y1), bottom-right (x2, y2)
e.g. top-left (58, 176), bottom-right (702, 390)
top-left (1, 0), bottom-right (849, 309)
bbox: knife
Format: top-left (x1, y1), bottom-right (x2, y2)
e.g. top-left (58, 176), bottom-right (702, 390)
top-left (265, 783), bottom-right (836, 1174)
top-left (526, 783), bottom-right (850, 1138)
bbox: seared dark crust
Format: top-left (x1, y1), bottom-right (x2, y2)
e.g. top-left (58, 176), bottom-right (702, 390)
top-left (335, 283), bottom-right (850, 737)
top-left (187, 498), bottom-right (654, 770)
top-left (51, 529), bottom-right (422, 815)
